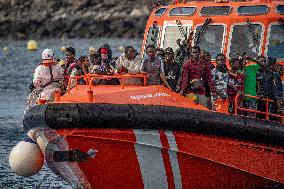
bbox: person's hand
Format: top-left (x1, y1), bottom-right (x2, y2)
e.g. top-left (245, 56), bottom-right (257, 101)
top-left (179, 89), bottom-right (185, 96)
top-left (176, 85), bottom-right (181, 92)
top-left (117, 66), bottom-right (128, 74)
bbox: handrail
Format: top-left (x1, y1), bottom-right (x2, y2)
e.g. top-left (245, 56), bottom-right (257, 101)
top-left (67, 74), bottom-right (148, 94)
top-left (234, 93), bottom-right (284, 121)
top-left (67, 75), bottom-right (88, 94)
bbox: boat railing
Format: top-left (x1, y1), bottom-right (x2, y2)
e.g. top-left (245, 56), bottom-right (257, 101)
top-left (234, 93), bottom-right (284, 122)
top-left (67, 74), bottom-right (148, 95)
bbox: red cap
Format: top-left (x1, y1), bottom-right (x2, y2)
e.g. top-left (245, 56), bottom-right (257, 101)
top-left (101, 48), bottom-right (108, 54)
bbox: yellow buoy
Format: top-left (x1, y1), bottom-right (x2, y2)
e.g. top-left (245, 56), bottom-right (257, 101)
top-left (117, 45), bottom-right (124, 52)
top-left (60, 46), bottom-right (66, 51)
top-left (27, 40), bottom-right (38, 51)
top-left (3, 47), bottom-right (8, 52)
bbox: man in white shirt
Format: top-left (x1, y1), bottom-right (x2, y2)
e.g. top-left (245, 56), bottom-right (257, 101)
top-left (115, 46), bottom-right (142, 85)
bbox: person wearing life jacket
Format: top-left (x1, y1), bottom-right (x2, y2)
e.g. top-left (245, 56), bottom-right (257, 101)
top-left (33, 49), bottom-right (64, 102)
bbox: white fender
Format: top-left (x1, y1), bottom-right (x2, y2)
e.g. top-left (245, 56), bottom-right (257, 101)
top-left (9, 139), bottom-right (44, 177)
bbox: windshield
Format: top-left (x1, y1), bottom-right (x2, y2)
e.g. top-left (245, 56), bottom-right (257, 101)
top-left (195, 25), bottom-right (225, 58)
top-left (229, 24), bottom-right (262, 58)
top-left (163, 25), bottom-right (190, 51)
top-left (267, 24), bottom-right (284, 60)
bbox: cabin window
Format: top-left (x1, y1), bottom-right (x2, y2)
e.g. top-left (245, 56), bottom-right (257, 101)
top-left (194, 25), bottom-right (225, 58)
top-left (200, 6), bottom-right (231, 16)
top-left (267, 24), bottom-right (284, 60)
top-left (163, 25), bottom-right (190, 51)
top-left (155, 8), bottom-right (167, 16)
top-left (276, 5), bottom-right (284, 14)
top-left (229, 24), bottom-right (263, 59)
top-left (237, 5), bottom-right (268, 15)
top-left (143, 26), bottom-right (160, 57)
top-left (169, 7), bottom-right (196, 16)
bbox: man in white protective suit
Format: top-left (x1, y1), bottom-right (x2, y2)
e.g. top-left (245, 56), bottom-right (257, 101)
top-left (33, 49), bottom-right (64, 102)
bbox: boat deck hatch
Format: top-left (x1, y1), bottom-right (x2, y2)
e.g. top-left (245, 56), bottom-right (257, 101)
top-left (237, 5), bottom-right (268, 15)
top-left (200, 6), bottom-right (231, 16)
top-left (276, 5), bottom-right (284, 15)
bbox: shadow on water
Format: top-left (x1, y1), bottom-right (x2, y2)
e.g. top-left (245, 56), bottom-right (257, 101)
top-left (0, 38), bottom-right (142, 188)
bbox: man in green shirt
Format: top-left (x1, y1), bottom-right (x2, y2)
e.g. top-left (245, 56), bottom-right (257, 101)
top-left (243, 57), bottom-right (261, 117)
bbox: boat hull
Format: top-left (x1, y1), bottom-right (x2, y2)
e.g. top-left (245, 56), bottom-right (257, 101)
top-left (23, 103), bottom-right (284, 188)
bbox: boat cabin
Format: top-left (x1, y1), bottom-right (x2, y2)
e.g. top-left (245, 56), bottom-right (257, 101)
top-left (141, 0), bottom-right (284, 65)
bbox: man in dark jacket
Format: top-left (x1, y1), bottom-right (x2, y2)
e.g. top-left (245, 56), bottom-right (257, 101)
top-left (160, 47), bottom-right (181, 91)
top-left (256, 56), bottom-right (274, 119)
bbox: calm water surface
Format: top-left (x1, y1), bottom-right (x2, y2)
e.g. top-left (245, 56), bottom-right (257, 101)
top-left (0, 38), bottom-right (142, 188)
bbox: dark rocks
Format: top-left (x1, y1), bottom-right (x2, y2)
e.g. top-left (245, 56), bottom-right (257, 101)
top-left (0, 0), bottom-right (170, 39)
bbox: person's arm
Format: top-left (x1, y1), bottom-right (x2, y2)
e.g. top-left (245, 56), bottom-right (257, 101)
top-left (179, 63), bottom-right (189, 96)
top-left (33, 66), bottom-right (42, 89)
top-left (205, 65), bottom-right (217, 96)
top-left (160, 73), bottom-right (172, 90)
top-left (128, 57), bottom-right (141, 74)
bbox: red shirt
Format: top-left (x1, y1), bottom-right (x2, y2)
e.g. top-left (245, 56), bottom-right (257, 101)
top-left (181, 59), bottom-right (215, 95)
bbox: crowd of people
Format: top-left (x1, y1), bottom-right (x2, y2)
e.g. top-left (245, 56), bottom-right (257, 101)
top-left (30, 41), bottom-right (284, 121)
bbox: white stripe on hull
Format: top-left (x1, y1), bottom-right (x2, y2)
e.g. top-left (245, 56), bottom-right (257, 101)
top-left (165, 131), bottom-right (182, 189)
top-left (134, 129), bottom-right (168, 189)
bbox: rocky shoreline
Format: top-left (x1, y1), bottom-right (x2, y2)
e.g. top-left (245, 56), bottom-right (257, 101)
top-left (0, 0), bottom-right (170, 40)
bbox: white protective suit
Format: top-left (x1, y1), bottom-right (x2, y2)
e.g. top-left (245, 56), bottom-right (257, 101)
top-left (33, 62), bottom-right (64, 101)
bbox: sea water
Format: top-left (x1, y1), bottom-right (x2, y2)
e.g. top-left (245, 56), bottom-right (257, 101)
top-left (0, 38), bottom-right (141, 188)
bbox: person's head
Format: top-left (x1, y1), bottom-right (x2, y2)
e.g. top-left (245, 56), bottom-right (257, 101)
top-left (205, 51), bottom-right (211, 62)
top-left (164, 47), bottom-right (174, 63)
top-left (79, 55), bottom-right (90, 74)
top-left (100, 48), bottom-right (109, 61)
top-left (146, 45), bottom-right (156, 59)
top-left (230, 58), bottom-right (239, 71)
top-left (65, 47), bottom-right (76, 61)
top-left (215, 53), bottom-right (226, 68)
top-left (190, 46), bottom-right (201, 61)
top-left (256, 55), bottom-right (267, 67)
top-left (42, 49), bottom-right (54, 60)
top-left (79, 55), bottom-right (89, 66)
top-left (125, 46), bottom-right (136, 60)
top-left (155, 48), bottom-right (165, 59)
top-left (100, 44), bottom-right (112, 59)
top-left (89, 48), bottom-right (100, 65)
top-left (200, 49), bottom-right (207, 61)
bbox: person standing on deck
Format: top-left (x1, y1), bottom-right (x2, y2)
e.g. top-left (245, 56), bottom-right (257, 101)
top-left (115, 46), bottom-right (142, 85)
top-left (243, 56), bottom-right (260, 117)
top-left (140, 45), bottom-right (163, 85)
top-left (228, 58), bottom-right (244, 114)
top-left (180, 46), bottom-right (216, 107)
top-left (211, 53), bottom-right (230, 111)
top-left (160, 47), bottom-right (181, 91)
top-left (33, 49), bottom-right (64, 102)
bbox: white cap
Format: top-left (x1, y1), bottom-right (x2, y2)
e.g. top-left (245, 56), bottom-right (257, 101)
top-left (42, 49), bottom-right (54, 60)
